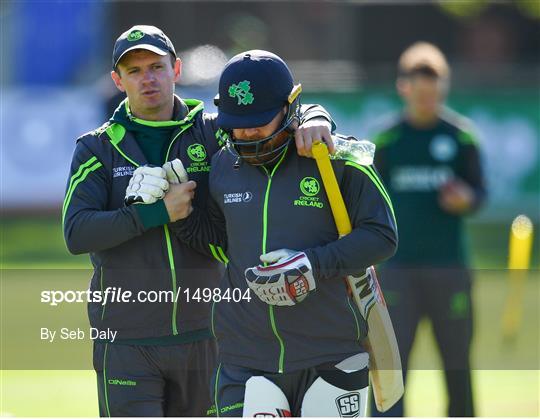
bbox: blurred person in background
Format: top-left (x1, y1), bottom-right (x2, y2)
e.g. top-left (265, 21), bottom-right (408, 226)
top-left (63, 25), bottom-right (334, 417)
top-left (370, 42), bottom-right (486, 417)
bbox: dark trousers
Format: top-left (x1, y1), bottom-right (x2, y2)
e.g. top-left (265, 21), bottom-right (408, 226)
top-left (93, 339), bottom-right (217, 417)
top-left (370, 267), bottom-right (475, 417)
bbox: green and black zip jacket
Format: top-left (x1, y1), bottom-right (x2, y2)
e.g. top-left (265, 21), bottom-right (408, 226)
top-left (63, 97), bottom-right (334, 340)
top-left (172, 137), bottom-right (398, 373)
top-left (373, 108), bottom-right (486, 267)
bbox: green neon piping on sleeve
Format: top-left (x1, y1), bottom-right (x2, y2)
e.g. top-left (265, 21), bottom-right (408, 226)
top-left (346, 297), bottom-right (361, 341)
top-left (261, 148), bottom-right (288, 374)
top-left (364, 165), bottom-right (393, 207)
top-left (345, 161), bottom-right (396, 225)
top-left (216, 246), bottom-right (229, 265)
top-left (214, 363), bottom-right (222, 417)
top-left (364, 164), bottom-right (396, 223)
top-left (208, 243), bottom-right (224, 264)
top-left (163, 225), bottom-right (178, 335)
top-left (62, 156), bottom-right (98, 216)
top-left (62, 162), bottom-right (103, 225)
top-left (103, 343), bottom-right (111, 417)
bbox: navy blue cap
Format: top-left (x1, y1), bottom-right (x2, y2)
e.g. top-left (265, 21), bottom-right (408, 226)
top-left (112, 25), bottom-right (176, 69)
top-left (217, 50), bottom-right (294, 129)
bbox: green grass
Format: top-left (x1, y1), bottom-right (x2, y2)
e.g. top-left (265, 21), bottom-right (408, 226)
top-left (1, 370), bottom-right (97, 417)
top-left (2, 216), bottom-right (538, 269)
top-left (1, 217), bottom-right (90, 268)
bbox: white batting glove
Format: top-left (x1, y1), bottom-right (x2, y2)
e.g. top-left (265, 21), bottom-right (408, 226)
top-left (245, 249), bottom-right (317, 306)
top-left (124, 166), bottom-right (169, 205)
top-left (163, 158), bottom-right (188, 184)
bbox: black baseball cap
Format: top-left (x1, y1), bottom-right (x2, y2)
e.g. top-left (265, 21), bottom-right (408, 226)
top-left (112, 25), bottom-right (176, 69)
top-left (216, 50), bottom-right (294, 129)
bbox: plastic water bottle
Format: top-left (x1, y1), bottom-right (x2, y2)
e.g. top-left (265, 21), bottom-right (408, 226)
top-left (330, 136), bottom-right (376, 166)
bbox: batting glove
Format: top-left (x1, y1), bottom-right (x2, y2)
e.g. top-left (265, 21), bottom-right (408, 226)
top-left (163, 158), bottom-right (188, 184)
top-left (124, 166), bottom-right (169, 206)
top-left (245, 249), bottom-right (317, 306)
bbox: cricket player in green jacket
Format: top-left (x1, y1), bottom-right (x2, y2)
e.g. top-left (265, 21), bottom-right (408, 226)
top-left (172, 50), bottom-right (398, 417)
top-left (370, 42), bottom-right (486, 417)
top-left (63, 26), bottom-right (335, 417)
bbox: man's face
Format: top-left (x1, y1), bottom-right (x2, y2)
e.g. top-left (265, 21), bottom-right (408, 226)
top-left (111, 49), bottom-right (180, 118)
top-left (399, 74), bottom-right (446, 120)
top-left (232, 107), bottom-right (289, 165)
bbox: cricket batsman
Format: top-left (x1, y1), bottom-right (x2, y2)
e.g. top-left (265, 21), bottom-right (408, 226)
top-left (172, 50), bottom-right (398, 417)
top-left (370, 42), bottom-right (486, 417)
top-left (62, 25), bottom-right (335, 416)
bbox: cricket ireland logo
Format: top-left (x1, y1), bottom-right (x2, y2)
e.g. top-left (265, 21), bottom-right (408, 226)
top-left (127, 30), bottom-right (144, 41)
top-left (295, 177), bottom-right (323, 208)
top-left (300, 177), bottom-right (320, 197)
top-left (186, 143), bottom-right (210, 174)
top-left (228, 80), bottom-right (254, 105)
top-left (187, 143), bottom-right (207, 162)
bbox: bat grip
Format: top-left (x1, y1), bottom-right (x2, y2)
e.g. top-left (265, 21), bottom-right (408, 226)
top-left (312, 143), bottom-right (353, 236)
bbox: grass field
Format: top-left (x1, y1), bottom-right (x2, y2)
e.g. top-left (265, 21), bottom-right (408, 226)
top-left (1, 217), bottom-right (539, 416)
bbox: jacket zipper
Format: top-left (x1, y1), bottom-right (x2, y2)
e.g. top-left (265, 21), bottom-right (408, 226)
top-left (261, 149), bottom-right (288, 373)
top-left (163, 123), bottom-right (194, 335)
top-left (107, 121), bottom-right (194, 336)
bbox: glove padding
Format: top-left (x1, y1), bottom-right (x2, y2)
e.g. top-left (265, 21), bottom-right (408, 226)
top-left (125, 166), bottom-right (169, 206)
top-left (163, 158), bottom-right (188, 184)
top-left (245, 249), bottom-right (316, 306)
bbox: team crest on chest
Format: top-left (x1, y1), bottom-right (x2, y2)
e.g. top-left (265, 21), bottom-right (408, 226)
top-left (294, 177), bottom-right (324, 209)
top-left (186, 143), bottom-right (210, 173)
top-left (429, 135), bottom-right (457, 162)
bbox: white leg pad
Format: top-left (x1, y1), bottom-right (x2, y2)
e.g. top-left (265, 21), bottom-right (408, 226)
top-left (243, 376), bottom-right (291, 417)
top-left (301, 377), bottom-right (368, 417)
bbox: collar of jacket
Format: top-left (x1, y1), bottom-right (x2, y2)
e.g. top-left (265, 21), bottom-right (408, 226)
top-left (111, 95), bottom-right (204, 128)
top-left (104, 96), bottom-right (204, 167)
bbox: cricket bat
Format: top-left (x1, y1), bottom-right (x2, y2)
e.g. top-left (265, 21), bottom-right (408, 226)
top-left (501, 214), bottom-right (534, 342)
top-left (312, 142), bottom-right (403, 412)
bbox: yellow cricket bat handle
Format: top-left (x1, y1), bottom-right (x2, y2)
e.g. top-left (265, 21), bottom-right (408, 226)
top-left (312, 142), bottom-right (352, 236)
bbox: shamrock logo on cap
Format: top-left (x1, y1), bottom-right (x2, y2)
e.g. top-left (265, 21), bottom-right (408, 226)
top-left (127, 30), bottom-right (145, 42)
top-left (228, 80), bottom-right (254, 105)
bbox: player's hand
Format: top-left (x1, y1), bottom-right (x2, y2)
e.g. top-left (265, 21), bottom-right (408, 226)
top-left (438, 178), bottom-right (475, 215)
top-left (245, 249), bottom-right (316, 306)
top-left (125, 166), bottom-right (169, 206)
top-left (163, 158), bottom-right (188, 184)
top-left (164, 181), bottom-right (197, 222)
top-left (292, 118), bottom-right (335, 158)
